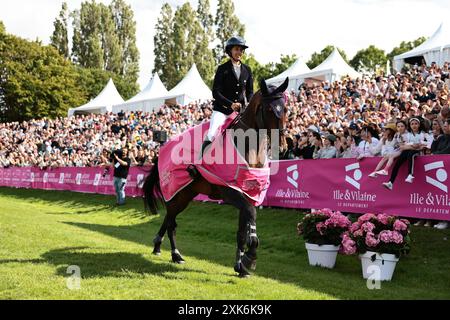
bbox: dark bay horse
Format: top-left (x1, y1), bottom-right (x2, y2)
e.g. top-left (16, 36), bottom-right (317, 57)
top-left (143, 78), bottom-right (289, 277)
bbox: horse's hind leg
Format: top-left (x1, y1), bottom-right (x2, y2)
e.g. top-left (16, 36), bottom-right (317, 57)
top-left (166, 187), bottom-right (198, 264)
top-left (152, 215), bottom-right (168, 255)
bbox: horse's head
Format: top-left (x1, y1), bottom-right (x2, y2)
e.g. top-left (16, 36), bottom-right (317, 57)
top-left (257, 77), bottom-right (289, 130)
top-left (254, 77), bottom-right (289, 149)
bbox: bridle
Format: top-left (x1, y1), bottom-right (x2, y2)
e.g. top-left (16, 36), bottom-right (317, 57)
top-left (256, 94), bottom-right (286, 138)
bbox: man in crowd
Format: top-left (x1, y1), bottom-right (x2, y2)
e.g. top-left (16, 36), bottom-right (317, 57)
top-left (112, 147), bottom-right (131, 206)
top-left (432, 118), bottom-right (450, 154)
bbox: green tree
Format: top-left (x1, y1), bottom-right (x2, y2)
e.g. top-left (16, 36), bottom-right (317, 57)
top-left (306, 46), bottom-right (348, 69)
top-left (0, 32), bottom-right (84, 122)
top-left (241, 54), bottom-right (273, 91)
top-left (152, 3), bottom-right (175, 88)
top-left (50, 2), bottom-right (70, 59)
top-left (71, 1), bottom-right (104, 69)
top-left (0, 21), bottom-right (5, 34)
top-left (350, 45), bottom-right (387, 73)
top-left (71, 1), bottom-right (117, 72)
top-left (71, 0), bottom-right (139, 84)
top-left (169, 3), bottom-right (197, 88)
top-left (193, 24), bottom-right (216, 88)
top-left (75, 67), bottom-right (137, 102)
top-left (387, 36), bottom-right (427, 61)
top-left (110, 0), bottom-right (140, 82)
top-left (272, 54), bottom-right (298, 78)
top-left (99, 3), bottom-right (122, 74)
top-left (214, 0), bottom-right (245, 64)
top-left (197, 0), bottom-right (214, 40)
top-left (159, 2), bottom-right (215, 89)
top-left (194, 0), bottom-right (215, 87)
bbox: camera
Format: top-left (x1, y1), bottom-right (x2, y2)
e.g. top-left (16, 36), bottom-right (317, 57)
top-left (102, 167), bottom-right (110, 178)
top-left (153, 130), bottom-right (168, 144)
top-left (109, 149), bottom-right (123, 162)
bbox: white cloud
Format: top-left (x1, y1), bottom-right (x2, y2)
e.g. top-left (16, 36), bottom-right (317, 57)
top-left (1, 0), bottom-right (449, 91)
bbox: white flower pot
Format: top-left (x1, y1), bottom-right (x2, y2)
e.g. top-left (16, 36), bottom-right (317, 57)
top-left (305, 243), bottom-right (340, 269)
top-left (360, 251), bottom-right (399, 281)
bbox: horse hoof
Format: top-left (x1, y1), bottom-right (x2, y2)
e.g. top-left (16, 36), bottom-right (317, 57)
top-left (172, 259), bottom-right (185, 264)
top-left (152, 250), bottom-right (161, 256)
top-left (172, 253), bottom-right (185, 264)
top-left (234, 262), bottom-right (251, 278)
top-left (242, 254), bottom-right (257, 271)
top-left (239, 272), bottom-right (251, 278)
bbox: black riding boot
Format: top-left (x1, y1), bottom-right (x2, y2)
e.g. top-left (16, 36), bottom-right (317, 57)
top-left (200, 140), bottom-right (212, 157)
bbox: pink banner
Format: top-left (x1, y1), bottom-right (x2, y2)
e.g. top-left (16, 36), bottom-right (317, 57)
top-left (264, 155), bottom-right (450, 221)
top-left (0, 166), bottom-right (150, 198)
top-left (1, 155), bottom-right (450, 221)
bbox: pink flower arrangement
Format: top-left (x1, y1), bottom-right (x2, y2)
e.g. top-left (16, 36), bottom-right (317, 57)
top-left (297, 208), bottom-right (351, 247)
top-left (393, 220), bottom-right (408, 231)
top-left (340, 233), bottom-right (356, 255)
top-left (341, 213), bottom-right (411, 257)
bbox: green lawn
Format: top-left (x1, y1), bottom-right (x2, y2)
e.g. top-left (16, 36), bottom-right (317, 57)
top-left (0, 187), bottom-right (449, 300)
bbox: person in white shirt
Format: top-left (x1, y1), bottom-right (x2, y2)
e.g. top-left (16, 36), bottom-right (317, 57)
top-left (355, 126), bottom-right (380, 160)
top-left (314, 134), bottom-right (337, 159)
top-left (382, 117), bottom-right (427, 190)
top-left (368, 122), bottom-right (399, 177)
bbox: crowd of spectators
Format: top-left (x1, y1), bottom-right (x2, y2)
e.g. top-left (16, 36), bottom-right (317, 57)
top-left (2, 62), bottom-right (450, 166)
top-left (1, 62), bottom-right (450, 227)
top-left (0, 102), bottom-right (213, 169)
top-left (280, 61), bottom-right (450, 161)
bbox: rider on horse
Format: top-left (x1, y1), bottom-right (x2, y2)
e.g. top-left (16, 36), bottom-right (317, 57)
top-left (201, 36), bottom-right (254, 156)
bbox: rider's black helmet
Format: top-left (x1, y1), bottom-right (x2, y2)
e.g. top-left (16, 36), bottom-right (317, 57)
top-left (225, 36), bottom-right (248, 56)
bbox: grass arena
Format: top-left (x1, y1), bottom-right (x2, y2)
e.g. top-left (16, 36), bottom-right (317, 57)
top-left (1, 187), bottom-right (449, 300)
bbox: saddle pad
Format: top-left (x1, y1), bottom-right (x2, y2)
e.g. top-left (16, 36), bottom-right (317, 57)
top-left (158, 112), bottom-right (270, 206)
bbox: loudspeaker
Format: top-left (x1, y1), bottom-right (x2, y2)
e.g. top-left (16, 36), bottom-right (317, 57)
top-left (153, 130), bottom-right (168, 143)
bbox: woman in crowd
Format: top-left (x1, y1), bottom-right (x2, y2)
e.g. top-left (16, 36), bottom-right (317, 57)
top-left (355, 126), bottom-right (380, 160)
top-left (335, 135), bottom-right (357, 158)
top-left (314, 134), bottom-right (337, 159)
top-left (382, 117), bottom-right (429, 190)
top-left (369, 123), bottom-right (398, 178)
top-left (368, 121), bottom-right (405, 177)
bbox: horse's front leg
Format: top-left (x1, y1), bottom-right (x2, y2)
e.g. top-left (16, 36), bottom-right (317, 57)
top-left (234, 209), bottom-right (249, 277)
top-left (218, 187), bottom-right (258, 277)
top-left (234, 205), bottom-right (258, 277)
top-left (242, 207), bottom-right (258, 273)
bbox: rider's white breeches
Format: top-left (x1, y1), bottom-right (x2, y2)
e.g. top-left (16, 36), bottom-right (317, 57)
top-left (207, 111), bottom-right (227, 141)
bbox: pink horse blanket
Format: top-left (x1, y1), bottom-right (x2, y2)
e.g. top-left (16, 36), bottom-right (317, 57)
top-left (158, 113), bottom-right (270, 206)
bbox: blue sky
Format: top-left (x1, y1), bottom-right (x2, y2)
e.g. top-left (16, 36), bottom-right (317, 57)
top-left (1, 0), bottom-right (449, 90)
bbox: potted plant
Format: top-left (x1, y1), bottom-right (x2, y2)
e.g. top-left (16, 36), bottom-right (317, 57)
top-left (341, 213), bottom-right (411, 281)
top-left (297, 208), bottom-right (351, 269)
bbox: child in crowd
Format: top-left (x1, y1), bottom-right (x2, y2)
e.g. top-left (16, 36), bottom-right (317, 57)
top-left (368, 121), bottom-right (408, 177)
top-left (382, 117), bottom-right (431, 190)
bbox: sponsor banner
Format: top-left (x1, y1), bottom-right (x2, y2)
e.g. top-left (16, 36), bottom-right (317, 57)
top-left (265, 156), bottom-right (450, 221)
top-left (1, 155), bottom-right (450, 221)
top-left (0, 166), bottom-right (148, 198)
top-left (0, 167), bottom-right (32, 189)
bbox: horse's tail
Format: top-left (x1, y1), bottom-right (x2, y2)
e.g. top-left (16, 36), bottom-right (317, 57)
top-left (143, 158), bottom-right (165, 215)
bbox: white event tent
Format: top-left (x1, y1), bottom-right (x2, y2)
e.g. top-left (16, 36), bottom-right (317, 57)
top-left (294, 48), bottom-right (361, 87)
top-left (266, 57), bottom-right (311, 91)
top-left (393, 22), bottom-right (450, 71)
top-left (160, 63), bottom-right (212, 106)
top-left (112, 73), bottom-right (168, 113)
top-left (68, 78), bottom-right (124, 116)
